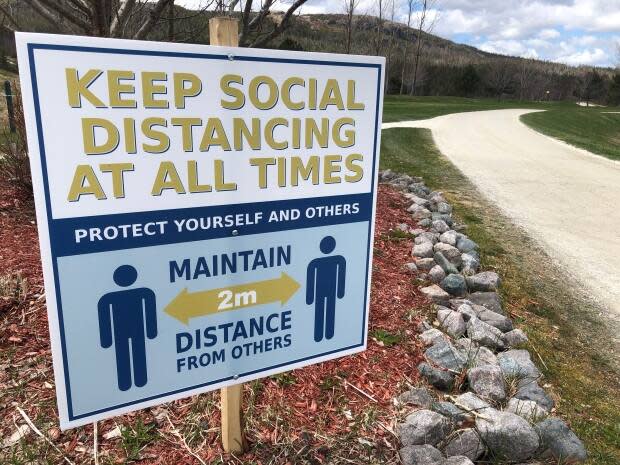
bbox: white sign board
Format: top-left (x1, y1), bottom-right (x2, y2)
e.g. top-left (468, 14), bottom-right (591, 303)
top-left (16, 32), bottom-right (384, 429)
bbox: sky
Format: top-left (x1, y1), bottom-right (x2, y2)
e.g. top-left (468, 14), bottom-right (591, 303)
top-left (178, 0), bottom-right (620, 67)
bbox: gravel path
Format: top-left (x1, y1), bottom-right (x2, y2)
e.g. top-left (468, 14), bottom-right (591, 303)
top-left (383, 109), bottom-right (620, 320)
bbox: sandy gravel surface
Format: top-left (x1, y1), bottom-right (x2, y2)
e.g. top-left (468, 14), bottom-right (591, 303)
top-left (383, 109), bottom-right (620, 321)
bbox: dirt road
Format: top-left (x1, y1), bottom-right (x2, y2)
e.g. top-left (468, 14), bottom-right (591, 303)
top-left (383, 109), bottom-right (620, 320)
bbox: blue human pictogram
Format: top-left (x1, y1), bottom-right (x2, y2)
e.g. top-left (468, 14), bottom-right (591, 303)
top-left (306, 236), bottom-right (347, 342)
top-left (98, 265), bottom-right (157, 391)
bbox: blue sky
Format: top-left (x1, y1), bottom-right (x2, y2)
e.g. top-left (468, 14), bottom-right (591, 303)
top-left (178, 0), bottom-right (620, 67)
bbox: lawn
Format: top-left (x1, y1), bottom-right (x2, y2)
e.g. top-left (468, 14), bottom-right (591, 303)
top-left (383, 95), bottom-right (620, 161)
top-left (380, 127), bottom-right (620, 464)
top-left (521, 106), bottom-right (620, 161)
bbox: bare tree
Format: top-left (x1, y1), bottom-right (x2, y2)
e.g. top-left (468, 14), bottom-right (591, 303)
top-left (517, 60), bottom-right (536, 100)
top-left (487, 59), bottom-right (515, 100)
top-left (2, 0), bottom-right (308, 48)
top-left (400, 0), bottom-right (417, 94)
top-left (239, 0), bottom-right (309, 48)
top-left (384, 0), bottom-right (397, 93)
top-left (343, 0), bottom-right (360, 54)
top-left (0, 0), bottom-right (177, 39)
top-left (374, 0), bottom-right (385, 56)
top-left (411, 0), bottom-right (438, 95)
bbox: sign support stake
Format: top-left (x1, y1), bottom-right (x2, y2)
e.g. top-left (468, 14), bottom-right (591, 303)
top-left (209, 15), bottom-right (248, 456)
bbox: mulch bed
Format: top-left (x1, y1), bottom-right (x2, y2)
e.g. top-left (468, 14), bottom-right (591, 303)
top-left (0, 181), bottom-right (429, 464)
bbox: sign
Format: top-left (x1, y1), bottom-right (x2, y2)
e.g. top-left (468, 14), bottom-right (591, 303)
top-left (16, 32), bottom-right (384, 429)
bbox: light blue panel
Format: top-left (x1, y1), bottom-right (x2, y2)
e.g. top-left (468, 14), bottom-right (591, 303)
top-left (57, 221), bottom-right (370, 417)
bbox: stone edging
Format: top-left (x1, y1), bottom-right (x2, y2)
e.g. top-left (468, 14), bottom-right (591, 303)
top-left (379, 170), bottom-right (587, 465)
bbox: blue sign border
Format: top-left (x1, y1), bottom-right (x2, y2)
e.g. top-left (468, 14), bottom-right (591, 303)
top-left (26, 42), bottom-right (382, 422)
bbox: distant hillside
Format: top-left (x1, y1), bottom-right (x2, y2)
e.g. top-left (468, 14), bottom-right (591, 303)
top-left (1, 5), bottom-right (617, 103)
top-left (274, 13), bottom-right (615, 102)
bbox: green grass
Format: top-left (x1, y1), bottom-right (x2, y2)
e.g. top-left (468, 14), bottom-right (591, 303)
top-left (382, 95), bottom-right (549, 122)
top-left (521, 107), bottom-right (620, 161)
top-left (380, 127), bottom-right (620, 464)
top-left (383, 95), bottom-right (620, 161)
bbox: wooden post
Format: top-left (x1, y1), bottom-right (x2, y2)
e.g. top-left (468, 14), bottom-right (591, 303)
top-left (209, 15), bottom-right (247, 455)
top-left (209, 16), bottom-right (239, 47)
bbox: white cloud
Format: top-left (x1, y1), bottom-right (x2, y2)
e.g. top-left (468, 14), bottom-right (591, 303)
top-left (538, 28), bottom-right (560, 39)
top-left (176, 0), bottom-right (620, 66)
top-left (557, 47), bottom-right (607, 65)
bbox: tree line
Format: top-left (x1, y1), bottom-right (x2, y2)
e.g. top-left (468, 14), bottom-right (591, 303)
top-left (0, 0), bottom-right (618, 105)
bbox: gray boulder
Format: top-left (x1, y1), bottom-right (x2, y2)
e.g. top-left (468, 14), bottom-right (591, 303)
top-left (437, 202), bottom-right (452, 214)
top-left (437, 308), bottom-right (466, 338)
top-left (465, 345), bottom-right (499, 368)
top-left (432, 212), bottom-right (454, 226)
top-left (467, 318), bottom-right (506, 350)
top-left (416, 258), bottom-right (436, 271)
top-left (456, 236), bottom-right (478, 253)
top-left (478, 309), bottom-right (514, 332)
top-left (467, 364), bottom-right (507, 402)
top-left (504, 329), bottom-right (529, 347)
top-left (397, 409), bottom-right (452, 446)
top-left (407, 195), bottom-right (431, 208)
top-left (400, 445), bottom-right (444, 465)
top-left (398, 387), bottom-right (435, 408)
top-left (443, 457), bottom-right (474, 465)
top-left (413, 242), bottom-right (434, 258)
top-left (418, 363), bottom-right (455, 391)
top-left (467, 292), bottom-right (505, 315)
top-left (420, 328), bottom-right (448, 346)
top-left (476, 410), bottom-right (540, 462)
top-left (425, 340), bottom-right (467, 372)
top-left (396, 223), bottom-right (413, 234)
top-left (434, 243), bottom-right (463, 268)
top-left (506, 398), bottom-right (547, 422)
top-left (439, 230), bottom-right (458, 246)
top-left (405, 262), bottom-right (419, 273)
top-left (412, 208), bottom-right (432, 220)
top-left (443, 428), bottom-right (484, 461)
top-left (432, 220), bottom-right (450, 233)
top-left (536, 417), bottom-right (587, 463)
top-left (429, 265), bottom-right (447, 284)
top-left (441, 274), bottom-right (468, 297)
top-left (453, 392), bottom-right (491, 415)
top-left (432, 402), bottom-right (469, 423)
top-left (466, 271), bottom-right (501, 292)
top-left (415, 232), bottom-right (439, 245)
top-left (456, 303), bottom-right (478, 322)
top-left (418, 218), bottom-right (432, 227)
top-left (460, 253), bottom-right (480, 275)
top-left (420, 285), bottom-right (451, 304)
top-left (497, 350), bottom-right (541, 381)
top-left (434, 252), bottom-right (460, 275)
top-left (514, 379), bottom-right (555, 411)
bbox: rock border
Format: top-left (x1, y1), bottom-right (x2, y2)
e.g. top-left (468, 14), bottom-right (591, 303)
top-left (380, 170), bottom-right (587, 465)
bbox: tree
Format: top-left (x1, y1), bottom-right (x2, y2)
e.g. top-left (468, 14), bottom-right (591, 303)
top-left (374, 0), bottom-right (386, 57)
top-left (487, 59), bottom-right (515, 100)
top-left (609, 74), bottom-right (620, 106)
top-left (411, 0), bottom-right (438, 95)
top-left (580, 70), bottom-right (606, 106)
top-left (3, 0), bottom-right (177, 39)
top-left (342, 0), bottom-right (360, 54)
top-left (383, 0), bottom-right (396, 93)
top-left (237, 0), bottom-right (309, 48)
top-left (400, 0), bottom-right (418, 94)
top-left (456, 64), bottom-right (480, 96)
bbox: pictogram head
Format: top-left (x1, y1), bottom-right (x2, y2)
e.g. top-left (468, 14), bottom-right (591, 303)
top-left (113, 265), bottom-right (138, 287)
top-left (320, 236), bottom-right (336, 254)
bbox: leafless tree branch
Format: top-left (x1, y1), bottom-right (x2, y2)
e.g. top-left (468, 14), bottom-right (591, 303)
top-left (249, 0), bottom-right (308, 48)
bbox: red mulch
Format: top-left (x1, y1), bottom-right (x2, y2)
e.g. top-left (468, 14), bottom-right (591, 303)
top-left (0, 182), bottom-right (429, 464)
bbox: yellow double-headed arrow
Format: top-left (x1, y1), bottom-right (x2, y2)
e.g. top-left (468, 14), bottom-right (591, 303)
top-left (165, 272), bottom-right (301, 325)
